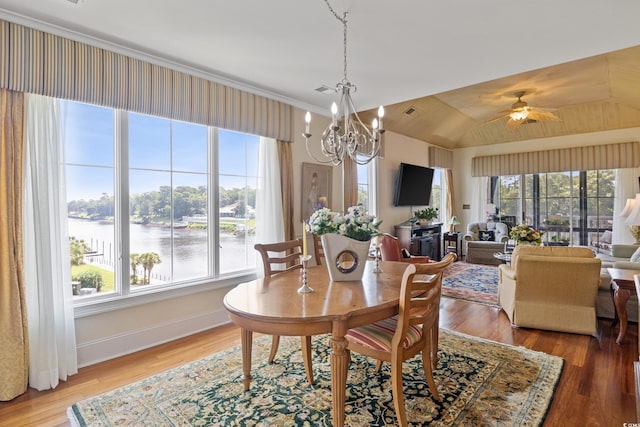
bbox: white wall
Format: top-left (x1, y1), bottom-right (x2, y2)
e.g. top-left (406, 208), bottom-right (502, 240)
top-left (375, 133), bottom-right (432, 234)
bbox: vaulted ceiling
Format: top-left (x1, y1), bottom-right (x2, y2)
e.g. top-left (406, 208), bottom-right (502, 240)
top-left (1, 0), bottom-right (640, 150)
top-left (360, 45), bottom-right (640, 149)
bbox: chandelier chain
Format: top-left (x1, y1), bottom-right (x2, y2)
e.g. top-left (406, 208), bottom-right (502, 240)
top-left (323, 0), bottom-right (349, 82)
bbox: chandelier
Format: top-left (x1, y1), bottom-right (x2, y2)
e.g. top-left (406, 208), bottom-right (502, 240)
top-left (303, 0), bottom-right (385, 166)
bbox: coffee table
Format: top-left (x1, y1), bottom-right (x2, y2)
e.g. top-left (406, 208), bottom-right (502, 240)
top-left (607, 268), bottom-right (640, 344)
top-left (493, 252), bottom-right (512, 264)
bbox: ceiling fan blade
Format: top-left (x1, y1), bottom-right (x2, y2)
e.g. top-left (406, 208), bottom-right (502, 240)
top-left (484, 112), bottom-right (513, 123)
top-left (505, 118), bottom-right (523, 130)
top-left (526, 110), bottom-right (561, 121)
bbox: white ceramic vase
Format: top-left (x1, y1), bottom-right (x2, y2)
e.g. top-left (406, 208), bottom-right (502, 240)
top-left (320, 234), bottom-right (370, 281)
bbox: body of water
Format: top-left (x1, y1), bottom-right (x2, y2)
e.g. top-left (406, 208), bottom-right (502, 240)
top-left (68, 218), bottom-right (256, 282)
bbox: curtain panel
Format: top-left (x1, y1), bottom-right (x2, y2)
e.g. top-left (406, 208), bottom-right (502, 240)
top-left (277, 141), bottom-right (295, 241)
top-left (343, 156), bottom-right (358, 210)
top-left (23, 94), bottom-right (78, 391)
top-left (471, 141), bottom-right (640, 176)
top-left (445, 169), bottom-right (455, 230)
top-left (0, 88), bottom-right (28, 401)
top-left (0, 19), bottom-right (292, 141)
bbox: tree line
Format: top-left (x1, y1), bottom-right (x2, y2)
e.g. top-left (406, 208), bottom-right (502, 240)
top-left (68, 185), bottom-right (257, 220)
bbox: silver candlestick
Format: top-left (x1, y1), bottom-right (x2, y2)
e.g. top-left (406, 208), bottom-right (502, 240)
top-left (298, 254), bottom-right (314, 293)
top-left (373, 244), bottom-right (383, 273)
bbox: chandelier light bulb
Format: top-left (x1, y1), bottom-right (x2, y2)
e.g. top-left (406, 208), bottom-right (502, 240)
top-left (372, 118), bottom-right (378, 130)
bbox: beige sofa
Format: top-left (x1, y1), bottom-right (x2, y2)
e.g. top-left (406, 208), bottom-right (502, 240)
top-left (597, 243), bottom-right (640, 321)
top-left (498, 245), bottom-right (602, 335)
top-left (464, 222), bottom-right (509, 265)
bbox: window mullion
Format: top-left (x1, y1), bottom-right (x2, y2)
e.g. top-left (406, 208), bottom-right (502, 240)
top-left (115, 110), bottom-right (130, 295)
top-left (209, 127), bottom-right (219, 277)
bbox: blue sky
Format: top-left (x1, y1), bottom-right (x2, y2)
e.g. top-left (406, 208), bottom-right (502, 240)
top-left (63, 101), bottom-right (259, 201)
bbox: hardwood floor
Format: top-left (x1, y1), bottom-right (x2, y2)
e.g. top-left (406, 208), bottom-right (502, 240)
top-left (1, 297), bottom-right (637, 426)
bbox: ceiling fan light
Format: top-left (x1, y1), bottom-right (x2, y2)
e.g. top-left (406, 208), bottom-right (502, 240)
top-left (510, 109), bottom-right (529, 121)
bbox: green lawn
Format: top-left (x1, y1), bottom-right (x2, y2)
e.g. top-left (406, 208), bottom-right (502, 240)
top-left (71, 264), bottom-right (115, 292)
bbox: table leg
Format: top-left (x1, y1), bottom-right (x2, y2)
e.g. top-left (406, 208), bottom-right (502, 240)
top-left (330, 324), bottom-right (349, 427)
top-left (611, 282), bottom-right (619, 328)
top-left (613, 283), bottom-right (631, 345)
top-left (241, 328), bottom-right (253, 391)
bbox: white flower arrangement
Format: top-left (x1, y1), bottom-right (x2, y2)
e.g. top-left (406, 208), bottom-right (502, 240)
top-left (509, 224), bottom-right (544, 245)
top-left (308, 205), bottom-right (382, 242)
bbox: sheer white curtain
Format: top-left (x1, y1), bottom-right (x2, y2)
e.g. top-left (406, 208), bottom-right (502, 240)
top-left (613, 167), bottom-right (640, 244)
top-left (23, 94), bottom-right (77, 390)
top-left (471, 176), bottom-right (489, 223)
top-left (255, 137), bottom-right (284, 277)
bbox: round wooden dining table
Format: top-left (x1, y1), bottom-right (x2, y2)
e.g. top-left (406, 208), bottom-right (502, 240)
top-left (223, 260), bottom-right (410, 427)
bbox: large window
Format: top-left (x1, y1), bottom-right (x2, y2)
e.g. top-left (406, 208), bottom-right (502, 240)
top-left (357, 163), bottom-right (369, 209)
top-left (64, 101), bottom-right (259, 300)
top-left (492, 170), bottom-right (614, 246)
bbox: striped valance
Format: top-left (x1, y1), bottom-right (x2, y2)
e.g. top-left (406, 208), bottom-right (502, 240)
top-left (471, 141), bottom-right (640, 176)
top-left (427, 146), bottom-right (453, 169)
top-left (0, 19), bottom-right (292, 141)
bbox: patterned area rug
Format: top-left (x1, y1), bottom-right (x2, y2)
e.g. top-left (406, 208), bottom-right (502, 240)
top-left (68, 330), bottom-right (563, 426)
top-left (443, 262), bottom-right (500, 306)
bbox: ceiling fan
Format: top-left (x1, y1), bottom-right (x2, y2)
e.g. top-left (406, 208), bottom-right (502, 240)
top-left (487, 91), bottom-right (561, 129)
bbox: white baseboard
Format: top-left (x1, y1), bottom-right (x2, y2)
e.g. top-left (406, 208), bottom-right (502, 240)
top-left (76, 309), bottom-right (231, 368)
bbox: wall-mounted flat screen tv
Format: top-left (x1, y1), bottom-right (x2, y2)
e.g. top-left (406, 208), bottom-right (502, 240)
top-left (393, 162), bottom-right (434, 206)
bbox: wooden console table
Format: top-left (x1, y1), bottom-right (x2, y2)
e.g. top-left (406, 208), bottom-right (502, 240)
top-left (394, 222), bottom-right (442, 260)
top-left (607, 268), bottom-right (640, 345)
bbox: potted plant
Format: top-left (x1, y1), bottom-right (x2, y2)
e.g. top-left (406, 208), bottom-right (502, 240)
top-left (308, 205), bottom-right (381, 281)
top-left (509, 224), bottom-right (544, 245)
top-left (414, 207), bottom-right (439, 224)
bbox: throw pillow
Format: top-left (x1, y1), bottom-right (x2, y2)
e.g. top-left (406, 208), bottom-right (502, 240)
top-left (601, 230), bottom-right (613, 244)
top-left (479, 230), bottom-right (495, 241)
top-left (631, 247), bottom-right (640, 263)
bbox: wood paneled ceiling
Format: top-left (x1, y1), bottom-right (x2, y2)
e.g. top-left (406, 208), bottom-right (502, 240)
top-left (360, 45), bottom-right (640, 149)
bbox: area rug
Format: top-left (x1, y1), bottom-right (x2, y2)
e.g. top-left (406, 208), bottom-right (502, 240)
top-left (68, 330), bottom-right (563, 426)
top-left (442, 262), bottom-right (500, 306)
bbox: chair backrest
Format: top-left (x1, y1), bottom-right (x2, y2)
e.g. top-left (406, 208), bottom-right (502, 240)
top-left (254, 239), bottom-right (304, 277)
top-left (394, 252), bottom-right (456, 343)
top-left (465, 221), bottom-right (509, 242)
top-left (312, 233), bottom-right (325, 265)
top-left (379, 233), bottom-right (403, 262)
top-left (510, 244), bottom-right (594, 267)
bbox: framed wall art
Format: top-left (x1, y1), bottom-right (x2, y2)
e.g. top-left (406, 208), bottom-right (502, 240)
top-left (301, 162), bottom-right (332, 221)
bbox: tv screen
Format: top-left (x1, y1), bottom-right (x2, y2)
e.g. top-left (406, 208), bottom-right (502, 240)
top-left (393, 163), bottom-right (434, 206)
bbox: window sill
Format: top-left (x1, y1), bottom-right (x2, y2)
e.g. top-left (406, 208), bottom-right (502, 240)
top-left (73, 271), bottom-right (257, 319)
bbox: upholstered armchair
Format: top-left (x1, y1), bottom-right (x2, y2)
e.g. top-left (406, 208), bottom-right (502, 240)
top-left (463, 222), bottom-right (509, 265)
top-left (498, 245), bottom-right (601, 335)
top-left (379, 234), bottom-right (430, 264)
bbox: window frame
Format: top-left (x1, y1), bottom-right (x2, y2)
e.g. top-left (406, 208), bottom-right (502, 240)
top-left (491, 169), bottom-right (615, 246)
top-left (65, 102), bottom-right (260, 317)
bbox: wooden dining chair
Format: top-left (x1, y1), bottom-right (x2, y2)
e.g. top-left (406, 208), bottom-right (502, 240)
top-left (254, 239), bottom-right (315, 384)
top-left (379, 233), bottom-right (430, 264)
top-left (312, 233), bottom-right (325, 265)
top-left (345, 252), bottom-right (456, 426)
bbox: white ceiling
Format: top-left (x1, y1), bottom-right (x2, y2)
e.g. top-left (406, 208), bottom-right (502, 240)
top-left (2, 0), bottom-right (640, 146)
